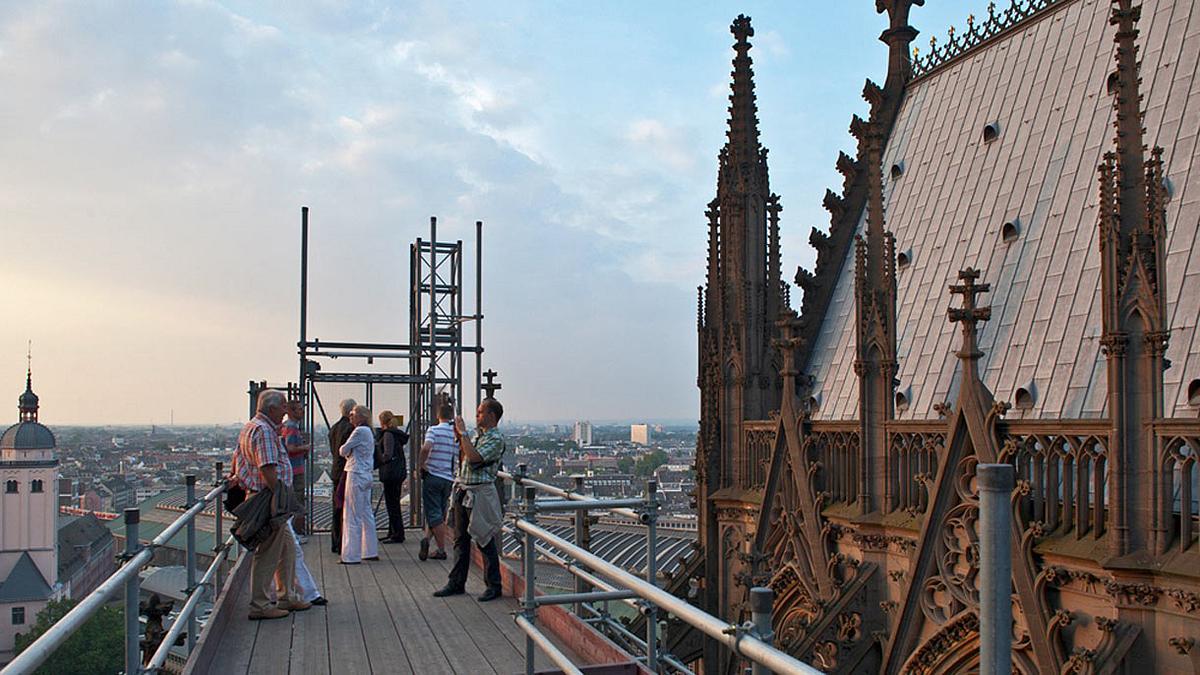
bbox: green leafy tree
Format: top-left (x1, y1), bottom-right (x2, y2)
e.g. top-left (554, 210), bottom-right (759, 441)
top-left (634, 449), bottom-right (669, 477)
top-left (617, 457), bottom-right (635, 474)
top-left (13, 598), bottom-right (124, 675)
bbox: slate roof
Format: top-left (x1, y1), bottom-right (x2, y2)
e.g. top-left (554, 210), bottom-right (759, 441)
top-left (0, 421), bottom-right (56, 450)
top-left (807, 0), bottom-right (1200, 420)
top-left (140, 566), bottom-right (189, 602)
top-left (58, 513), bottom-right (114, 581)
top-left (0, 552), bottom-right (52, 603)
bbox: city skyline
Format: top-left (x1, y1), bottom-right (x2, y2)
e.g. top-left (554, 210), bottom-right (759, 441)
top-left (2, 1), bottom-right (990, 425)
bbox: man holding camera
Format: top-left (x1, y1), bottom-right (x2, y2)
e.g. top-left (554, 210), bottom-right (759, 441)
top-left (433, 397), bottom-right (506, 602)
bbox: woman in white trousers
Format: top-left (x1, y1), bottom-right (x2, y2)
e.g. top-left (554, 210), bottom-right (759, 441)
top-left (339, 405), bottom-right (379, 563)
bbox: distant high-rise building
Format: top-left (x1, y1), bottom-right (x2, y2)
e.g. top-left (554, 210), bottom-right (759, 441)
top-left (630, 424), bottom-right (651, 446)
top-left (573, 421), bottom-right (593, 447)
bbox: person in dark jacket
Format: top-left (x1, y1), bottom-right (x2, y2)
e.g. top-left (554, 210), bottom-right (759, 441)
top-left (377, 410), bottom-right (409, 543)
top-left (328, 398), bottom-right (357, 555)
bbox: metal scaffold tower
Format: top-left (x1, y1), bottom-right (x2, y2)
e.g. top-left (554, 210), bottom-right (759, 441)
top-left (294, 208), bottom-right (487, 531)
top-left (408, 215), bottom-right (484, 467)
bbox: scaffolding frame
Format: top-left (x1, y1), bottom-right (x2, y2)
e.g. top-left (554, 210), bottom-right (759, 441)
top-left (292, 207), bottom-right (486, 531)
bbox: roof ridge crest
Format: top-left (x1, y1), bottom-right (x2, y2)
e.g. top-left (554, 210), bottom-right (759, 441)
top-left (911, 0), bottom-right (1072, 80)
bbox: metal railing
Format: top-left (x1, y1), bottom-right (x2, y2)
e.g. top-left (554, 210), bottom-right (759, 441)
top-left (500, 467), bottom-right (821, 675)
top-left (4, 463), bottom-right (234, 675)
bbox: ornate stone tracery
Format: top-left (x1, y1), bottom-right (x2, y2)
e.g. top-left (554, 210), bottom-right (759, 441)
top-left (693, 2), bottom-right (1200, 673)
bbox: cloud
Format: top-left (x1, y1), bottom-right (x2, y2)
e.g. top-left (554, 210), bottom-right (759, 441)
top-left (0, 0), bottom-right (706, 423)
top-left (755, 29), bottom-right (791, 59)
top-left (627, 118), bottom-right (696, 172)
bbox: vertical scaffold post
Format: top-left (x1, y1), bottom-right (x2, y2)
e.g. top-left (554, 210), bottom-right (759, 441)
top-left (428, 217), bottom-right (438, 418)
top-left (299, 206), bottom-right (309, 523)
top-left (572, 474), bottom-right (589, 616)
top-left (185, 474), bottom-right (197, 653)
top-left (475, 220), bottom-right (483, 410)
top-left (214, 462), bottom-right (225, 592)
top-left (978, 463), bottom-right (1014, 675)
top-left (124, 508), bottom-right (141, 674)
top-left (644, 479), bottom-right (659, 671)
top-left (522, 485), bottom-right (538, 675)
top-left (514, 463), bottom-right (527, 508)
top-left (750, 587), bottom-right (776, 675)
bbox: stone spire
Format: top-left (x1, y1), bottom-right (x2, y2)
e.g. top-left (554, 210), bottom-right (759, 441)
top-left (701, 13), bottom-right (784, 419)
top-left (724, 15), bottom-right (762, 171)
top-left (851, 77), bottom-right (898, 513)
top-left (696, 19), bottom-right (787, 669)
top-left (1098, 0), bottom-right (1170, 557)
top-left (19, 345), bottom-right (38, 423)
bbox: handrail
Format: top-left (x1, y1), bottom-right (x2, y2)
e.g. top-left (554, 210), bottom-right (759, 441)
top-left (498, 469), bottom-right (640, 519)
top-left (3, 466), bottom-right (231, 675)
top-left (144, 534), bottom-right (238, 672)
top-left (514, 615), bottom-right (584, 675)
top-left (514, 519), bottom-right (820, 674)
top-left (502, 472), bottom-right (820, 674)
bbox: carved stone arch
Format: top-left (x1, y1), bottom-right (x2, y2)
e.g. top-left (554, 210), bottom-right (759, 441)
top-left (1120, 276), bottom-right (1161, 334)
top-left (897, 610), bottom-right (1041, 675)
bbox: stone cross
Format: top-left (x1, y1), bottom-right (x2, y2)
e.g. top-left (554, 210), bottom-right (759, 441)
top-left (947, 267), bottom-right (991, 360)
top-left (482, 369), bottom-right (502, 399)
top-left (772, 313), bottom-right (804, 378)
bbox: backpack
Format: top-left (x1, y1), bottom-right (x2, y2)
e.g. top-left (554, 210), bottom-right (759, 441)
top-left (375, 428), bottom-right (409, 481)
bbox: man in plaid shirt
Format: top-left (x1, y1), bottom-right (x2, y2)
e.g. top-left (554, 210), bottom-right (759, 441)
top-left (434, 397), bottom-right (507, 602)
top-left (234, 389), bottom-right (309, 620)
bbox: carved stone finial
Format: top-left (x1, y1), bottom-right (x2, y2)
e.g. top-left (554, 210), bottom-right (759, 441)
top-left (773, 312), bottom-right (804, 380)
top-left (875, 0), bottom-right (924, 88)
top-left (875, 0), bottom-right (926, 31)
top-left (731, 14), bottom-right (754, 44)
top-left (947, 268), bottom-right (992, 362)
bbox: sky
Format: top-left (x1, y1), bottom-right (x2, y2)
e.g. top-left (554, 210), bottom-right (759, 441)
top-left (0, 0), bottom-right (995, 426)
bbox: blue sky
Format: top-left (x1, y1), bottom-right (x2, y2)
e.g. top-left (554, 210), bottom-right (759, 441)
top-left (0, 1), bottom-right (994, 424)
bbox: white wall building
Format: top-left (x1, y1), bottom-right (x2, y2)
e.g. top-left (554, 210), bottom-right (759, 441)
top-left (0, 371), bottom-right (60, 664)
top-left (630, 423), bottom-right (651, 446)
top-left (573, 421), bottom-right (593, 447)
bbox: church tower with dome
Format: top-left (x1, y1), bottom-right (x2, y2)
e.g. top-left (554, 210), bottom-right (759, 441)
top-left (0, 364), bottom-right (60, 662)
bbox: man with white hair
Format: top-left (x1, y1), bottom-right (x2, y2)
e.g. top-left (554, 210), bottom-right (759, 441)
top-left (233, 389), bottom-right (310, 620)
top-left (328, 398), bottom-right (357, 555)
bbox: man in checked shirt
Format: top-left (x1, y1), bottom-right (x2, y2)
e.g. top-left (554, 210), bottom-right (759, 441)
top-left (233, 389), bottom-right (311, 620)
top-left (433, 397), bottom-right (507, 602)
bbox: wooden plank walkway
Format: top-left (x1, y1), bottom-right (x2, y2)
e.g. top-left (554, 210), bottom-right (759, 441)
top-left (207, 534), bottom-right (575, 674)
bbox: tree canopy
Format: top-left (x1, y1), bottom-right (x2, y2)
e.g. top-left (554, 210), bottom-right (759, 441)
top-left (634, 449), bottom-right (669, 477)
top-left (13, 599), bottom-right (124, 675)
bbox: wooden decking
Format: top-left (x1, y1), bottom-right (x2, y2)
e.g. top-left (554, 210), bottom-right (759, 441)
top-left (205, 533), bottom-right (576, 675)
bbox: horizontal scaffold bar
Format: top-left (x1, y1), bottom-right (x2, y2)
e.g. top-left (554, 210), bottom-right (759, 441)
top-left (514, 615), bottom-right (584, 675)
top-left (414, 241), bottom-right (462, 252)
top-left (499, 471), bottom-right (640, 520)
top-left (532, 590), bottom-right (638, 606)
top-left (309, 373), bottom-right (431, 384)
top-left (533, 498), bottom-right (647, 512)
top-left (300, 340), bottom-right (413, 351)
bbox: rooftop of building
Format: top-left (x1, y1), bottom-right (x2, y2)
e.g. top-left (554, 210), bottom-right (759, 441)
top-left (805, 0), bottom-right (1200, 420)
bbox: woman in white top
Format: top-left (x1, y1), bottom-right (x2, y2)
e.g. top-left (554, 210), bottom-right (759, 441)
top-left (338, 405), bottom-right (379, 563)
